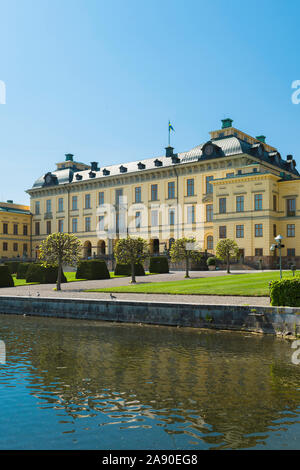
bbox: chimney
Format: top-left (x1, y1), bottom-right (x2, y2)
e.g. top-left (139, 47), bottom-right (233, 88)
top-left (90, 161), bottom-right (99, 171)
top-left (165, 146), bottom-right (174, 157)
top-left (221, 118), bottom-right (233, 129)
top-left (256, 135), bottom-right (266, 143)
top-left (65, 153), bottom-right (74, 161)
top-left (287, 154), bottom-right (293, 161)
top-left (6, 200), bottom-right (13, 203)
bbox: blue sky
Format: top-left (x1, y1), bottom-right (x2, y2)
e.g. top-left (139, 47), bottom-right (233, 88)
top-left (1, 0), bottom-right (300, 204)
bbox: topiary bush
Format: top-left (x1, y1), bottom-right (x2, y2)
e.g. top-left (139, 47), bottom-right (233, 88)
top-left (76, 260), bottom-right (110, 280)
top-left (4, 261), bottom-right (21, 274)
top-left (16, 262), bottom-right (31, 279)
top-left (26, 264), bottom-right (67, 284)
top-left (114, 263), bottom-right (145, 276)
top-left (270, 278), bottom-right (300, 307)
top-left (149, 256), bottom-right (169, 273)
top-left (207, 257), bottom-right (216, 266)
top-left (0, 264), bottom-right (14, 287)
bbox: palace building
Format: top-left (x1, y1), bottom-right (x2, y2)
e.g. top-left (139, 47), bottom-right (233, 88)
top-left (26, 119), bottom-right (300, 268)
top-left (0, 201), bottom-right (32, 259)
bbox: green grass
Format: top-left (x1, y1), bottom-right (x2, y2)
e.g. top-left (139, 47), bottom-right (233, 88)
top-left (85, 271), bottom-right (300, 297)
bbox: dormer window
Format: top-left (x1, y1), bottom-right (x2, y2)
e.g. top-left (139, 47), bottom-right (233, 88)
top-left (171, 155), bottom-right (180, 164)
top-left (89, 171), bottom-right (96, 178)
top-left (103, 169), bottom-right (110, 176)
top-left (120, 165), bottom-right (127, 173)
top-left (154, 159), bottom-right (162, 167)
top-left (251, 143), bottom-right (264, 158)
top-left (201, 141), bottom-right (222, 159)
top-left (137, 162), bottom-right (145, 170)
top-left (75, 174), bottom-right (83, 181)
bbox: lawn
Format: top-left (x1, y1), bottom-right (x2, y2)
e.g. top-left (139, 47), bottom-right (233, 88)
top-left (85, 271), bottom-right (300, 297)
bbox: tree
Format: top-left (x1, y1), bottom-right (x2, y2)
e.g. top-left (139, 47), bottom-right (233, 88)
top-left (216, 238), bottom-right (239, 273)
top-left (39, 233), bottom-right (82, 291)
top-left (114, 236), bottom-right (149, 284)
top-left (169, 237), bottom-right (202, 278)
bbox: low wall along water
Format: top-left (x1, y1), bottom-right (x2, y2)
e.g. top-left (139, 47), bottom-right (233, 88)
top-left (0, 296), bottom-right (300, 337)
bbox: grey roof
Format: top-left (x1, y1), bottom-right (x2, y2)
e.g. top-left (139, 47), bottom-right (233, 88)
top-left (30, 135), bottom-right (299, 189)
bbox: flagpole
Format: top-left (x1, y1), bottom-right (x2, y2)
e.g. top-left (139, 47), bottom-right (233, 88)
top-left (168, 121), bottom-right (170, 147)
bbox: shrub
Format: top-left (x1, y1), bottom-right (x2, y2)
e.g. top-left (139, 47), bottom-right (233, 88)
top-left (149, 256), bottom-right (169, 273)
top-left (207, 257), bottom-right (216, 266)
top-left (26, 264), bottom-right (67, 284)
top-left (0, 264), bottom-right (14, 287)
top-left (270, 278), bottom-right (300, 307)
top-left (76, 260), bottom-right (110, 280)
top-left (114, 263), bottom-right (145, 276)
top-left (4, 261), bottom-right (21, 274)
top-left (16, 263), bottom-right (31, 279)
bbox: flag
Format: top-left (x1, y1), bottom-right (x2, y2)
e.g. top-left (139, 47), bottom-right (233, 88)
top-left (169, 121), bottom-right (175, 132)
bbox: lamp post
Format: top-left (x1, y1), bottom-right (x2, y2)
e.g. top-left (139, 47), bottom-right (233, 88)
top-left (270, 235), bottom-right (284, 280)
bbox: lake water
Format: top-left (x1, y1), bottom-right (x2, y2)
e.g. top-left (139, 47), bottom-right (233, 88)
top-left (0, 314), bottom-right (300, 450)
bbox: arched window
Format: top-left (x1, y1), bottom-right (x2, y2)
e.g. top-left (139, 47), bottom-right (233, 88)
top-left (207, 236), bottom-right (213, 251)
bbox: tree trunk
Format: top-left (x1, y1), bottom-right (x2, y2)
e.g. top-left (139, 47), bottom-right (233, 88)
top-left (57, 260), bottom-right (62, 291)
top-left (131, 261), bottom-right (136, 284)
top-left (227, 254), bottom-right (230, 274)
top-left (185, 254), bottom-right (190, 278)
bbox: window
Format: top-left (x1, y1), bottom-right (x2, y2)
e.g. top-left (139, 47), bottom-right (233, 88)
top-left (70, 218), bottom-right (77, 233)
top-left (151, 184), bottom-right (158, 201)
top-left (35, 222), bottom-right (40, 236)
top-left (273, 195), bottom-right (277, 212)
top-left (13, 224), bottom-right (18, 235)
top-left (58, 220), bottom-right (64, 233)
top-left (287, 248), bottom-right (296, 257)
top-left (207, 236), bottom-right (213, 250)
top-left (206, 204), bottom-right (213, 222)
top-left (236, 225), bottom-right (244, 238)
top-left (46, 221), bottom-right (51, 235)
top-left (85, 217), bottom-right (91, 232)
top-left (187, 205), bottom-right (195, 223)
top-left (85, 194), bottom-right (91, 209)
top-left (135, 187), bottom-right (141, 203)
top-left (58, 198), bottom-right (63, 212)
top-left (255, 248), bottom-right (263, 257)
top-left (206, 176), bottom-right (213, 194)
top-left (219, 226), bottom-right (226, 238)
top-left (287, 224), bottom-right (295, 237)
top-left (169, 208), bottom-right (175, 225)
top-left (168, 181), bottom-right (175, 199)
top-left (72, 196), bottom-right (78, 210)
top-left (187, 179), bottom-right (194, 196)
top-left (98, 215), bottom-right (105, 231)
top-left (254, 194), bottom-right (263, 211)
top-left (287, 198), bottom-right (296, 217)
top-left (3, 223), bottom-right (8, 234)
top-left (135, 211), bottom-right (141, 228)
top-left (23, 244), bottom-right (28, 254)
top-left (151, 210), bottom-right (158, 226)
top-left (116, 189), bottom-right (123, 205)
top-left (98, 192), bottom-right (104, 206)
top-left (226, 172), bottom-right (234, 178)
top-left (35, 201), bottom-right (40, 215)
top-left (219, 198), bottom-right (226, 214)
top-left (46, 199), bottom-right (51, 213)
top-left (23, 225), bottom-right (28, 236)
top-left (13, 243), bottom-right (18, 252)
top-left (273, 224), bottom-right (277, 237)
top-left (3, 242), bottom-right (7, 251)
top-left (236, 196), bottom-right (244, 212)
top-left (255, 224), bottom-right (263, 237)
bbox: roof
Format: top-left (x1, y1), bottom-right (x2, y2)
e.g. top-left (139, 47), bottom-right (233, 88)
top-left (29, 134), bottom-right (299, 190)
top-left (0, 206), bottom-right (31, 215)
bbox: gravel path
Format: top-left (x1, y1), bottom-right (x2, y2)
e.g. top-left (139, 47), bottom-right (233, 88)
top-left (0, 270), bottom-right (271, 307)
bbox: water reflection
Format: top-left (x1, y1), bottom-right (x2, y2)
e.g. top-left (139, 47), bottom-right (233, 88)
top-left (0, 315), bottom-right (300, 449)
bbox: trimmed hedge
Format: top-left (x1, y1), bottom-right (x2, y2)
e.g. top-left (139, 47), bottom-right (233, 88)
top-left (16, 262), bottom-right (31, 279)
top-left (26, 264), bottom-right (67, 284)
top-left (114, 263), bottom-right (145, 276)
top-left (0, 264), bottom-right (14, 287)
top-left (270, 278), bottom-right (300, 307)
top-left (4, 261), bottom-right (21, 274)
top-left (76, 260), bottom-right (110, 280)
top-left (149, 256), bottom-right (169, 274)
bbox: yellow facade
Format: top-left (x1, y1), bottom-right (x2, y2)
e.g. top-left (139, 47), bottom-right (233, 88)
top-left (0, 201), bottom-right (32, 259)
top-left (27, 120), bottom-right (300, 267)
